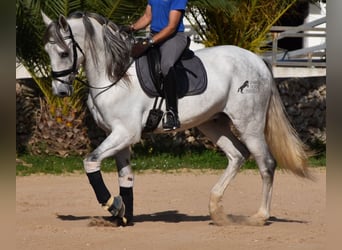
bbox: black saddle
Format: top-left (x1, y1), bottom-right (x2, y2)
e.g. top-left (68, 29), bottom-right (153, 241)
top-left (135, 40), bottom-right (207, 98)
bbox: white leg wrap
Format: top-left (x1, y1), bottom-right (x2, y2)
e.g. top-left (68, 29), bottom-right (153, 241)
top-left (83, 159), bottom-right (101, 173)
top-left (118, 166), bottom-right (134, 188)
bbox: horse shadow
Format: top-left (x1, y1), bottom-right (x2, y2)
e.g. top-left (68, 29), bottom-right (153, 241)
top-left (131, 210), bottom-right (210, 223)
top-left (56, 210), bottom-right (210, 224)
top-left (56, 211), bottom-right (308, 226)
top-left (267, 216), bottom-right (308, 225)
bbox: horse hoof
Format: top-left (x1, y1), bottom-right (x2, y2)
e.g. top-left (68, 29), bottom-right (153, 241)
top-left (106, 196), bottom-right (126, 218)
top-left (210, 206), bottom-right (230, 226)
top-left (121, 216), bottom-right (127, 225)
top-left (246, 216), bottom-right (268, 226)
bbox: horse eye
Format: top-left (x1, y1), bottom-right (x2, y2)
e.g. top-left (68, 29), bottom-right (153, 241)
top-left (60, 52), bottom-right (69, 58)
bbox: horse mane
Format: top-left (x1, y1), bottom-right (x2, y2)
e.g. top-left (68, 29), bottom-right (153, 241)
top-left (44, 11), bottom-right (132, 82)
top-left (43, 20), bottom-right (69, 51)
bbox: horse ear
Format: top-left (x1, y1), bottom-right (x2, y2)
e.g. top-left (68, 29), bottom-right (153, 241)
top-left (41, 10), bottom-right (52, 26)
top-left (58, 15), bottom-right (69, 32)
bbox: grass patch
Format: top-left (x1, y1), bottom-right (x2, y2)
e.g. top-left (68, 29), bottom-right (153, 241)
top-left (16, 149), bottom-right (325, 176)
top-left (308, 152), bottom-right (326, 167)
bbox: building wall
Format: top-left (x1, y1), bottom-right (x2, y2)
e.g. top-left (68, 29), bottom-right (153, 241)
top-left (304, 1), bottom-right (326, 48)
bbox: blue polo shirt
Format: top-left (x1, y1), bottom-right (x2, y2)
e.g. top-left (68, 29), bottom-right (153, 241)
top-left (148, 0), bottom-right (188, 32)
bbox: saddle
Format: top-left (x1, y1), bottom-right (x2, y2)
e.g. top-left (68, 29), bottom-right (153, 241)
top-left (135, 40), bottom-right (207, 98)
top-left (135, 38), bottom-right (208, 132)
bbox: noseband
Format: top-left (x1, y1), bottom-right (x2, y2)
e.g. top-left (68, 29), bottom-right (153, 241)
top-left (50, 25), bottom-right (84, 85)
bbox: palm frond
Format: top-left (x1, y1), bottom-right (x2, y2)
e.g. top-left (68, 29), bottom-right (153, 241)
top-left (86, 0), bottom-right (146, 24)
top-left (186, 0), bottom-right (297, 52)
top-left (44, 0), bottom-right (83, 17)
top-left (189, 0), bottom-right (236, 12)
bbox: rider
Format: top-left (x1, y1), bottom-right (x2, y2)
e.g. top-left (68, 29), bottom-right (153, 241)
top-left (129, 0), bottom-right (189, 130)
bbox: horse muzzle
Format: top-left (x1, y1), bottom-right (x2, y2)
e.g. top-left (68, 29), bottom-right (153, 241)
top-left (52, 80), bottom-right (74, 97)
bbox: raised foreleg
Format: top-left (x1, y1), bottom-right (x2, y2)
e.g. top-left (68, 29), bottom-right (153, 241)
top-left (83, 130), bottom-right (138, 225)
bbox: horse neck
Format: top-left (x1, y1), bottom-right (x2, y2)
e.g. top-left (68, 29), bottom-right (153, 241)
top-left (69, 16), bottom-right (135, 94)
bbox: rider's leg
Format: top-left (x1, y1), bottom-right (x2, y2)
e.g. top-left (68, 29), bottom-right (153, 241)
top-left (159, 32), bottom-right (187, 130)
top-left (163, 67), bottom-right (180, 130)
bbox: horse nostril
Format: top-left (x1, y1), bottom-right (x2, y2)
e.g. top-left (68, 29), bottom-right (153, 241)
top-left (58, 91), bottom-right (69, 97)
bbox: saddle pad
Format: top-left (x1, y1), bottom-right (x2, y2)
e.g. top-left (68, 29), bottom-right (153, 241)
top-left (135, 53), bottom-right (207, 98)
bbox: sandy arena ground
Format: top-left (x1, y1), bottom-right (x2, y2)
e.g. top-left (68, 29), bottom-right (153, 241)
top-left (16, 168), bottom-right (325, 250)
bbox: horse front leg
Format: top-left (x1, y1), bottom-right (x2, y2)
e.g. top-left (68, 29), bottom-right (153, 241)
top-left (114, 147), bottom-right (134, 224)
top-left (83, 130), bottom-right (137, 226)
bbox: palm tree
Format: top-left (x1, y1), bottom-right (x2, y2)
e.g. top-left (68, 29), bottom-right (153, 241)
top-left (187, 0), bottom-right (297, 53)
top-left (16, 0), bottom-right (146, 156)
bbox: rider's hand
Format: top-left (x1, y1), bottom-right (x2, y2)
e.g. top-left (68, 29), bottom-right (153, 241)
top-left (119, 25), bottom-right (134, 34)
top-left (130, 38), bottom-right (153, 58)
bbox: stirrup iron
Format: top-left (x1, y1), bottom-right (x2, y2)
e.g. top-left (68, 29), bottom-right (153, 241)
top-left (162, 110), bottom-right (180, 131)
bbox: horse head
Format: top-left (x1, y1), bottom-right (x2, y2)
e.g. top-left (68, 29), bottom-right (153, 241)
top-left (42, 11), bottom-right (134, 97)
top-left (41, 11), bottom-right (85, 97)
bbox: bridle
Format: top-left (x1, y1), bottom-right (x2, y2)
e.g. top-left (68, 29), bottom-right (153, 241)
top-left (50, 23), bottom-right (134, 93)
top-left (50, 26), bottom-right (84, 85)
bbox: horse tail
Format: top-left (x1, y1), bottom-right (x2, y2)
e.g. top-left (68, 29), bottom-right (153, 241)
top-left (265, 78), bottom-right (313, 179)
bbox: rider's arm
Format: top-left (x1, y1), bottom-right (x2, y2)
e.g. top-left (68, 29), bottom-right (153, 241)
top-left (131, 5), bottom-right (152, 31)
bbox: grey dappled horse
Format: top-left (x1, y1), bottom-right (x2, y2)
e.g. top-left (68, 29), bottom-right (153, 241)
top-left (42, 11), bottom-right (311, 226)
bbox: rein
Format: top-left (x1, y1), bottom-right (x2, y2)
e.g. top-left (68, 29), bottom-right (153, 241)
top-left (75, 59), bottom-right (134, 99)
top-left (75, 58), bottom-right (134, 91)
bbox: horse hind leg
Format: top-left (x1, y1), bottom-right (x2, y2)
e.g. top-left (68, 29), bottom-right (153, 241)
top-left (240, 127), bottom-right (276, 225)
top-left (197, 114), bottom-right (250, 226)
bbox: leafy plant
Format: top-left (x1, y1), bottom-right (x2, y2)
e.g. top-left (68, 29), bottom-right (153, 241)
top-left (187, 0), bottom-right (297, 52)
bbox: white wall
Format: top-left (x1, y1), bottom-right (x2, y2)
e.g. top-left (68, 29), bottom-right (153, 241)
top-left (304, 1), bottom-right (326, 48)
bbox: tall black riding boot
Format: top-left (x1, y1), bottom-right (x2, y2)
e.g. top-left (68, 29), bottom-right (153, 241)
top-left (162, 67), bottom-right (180, 130)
